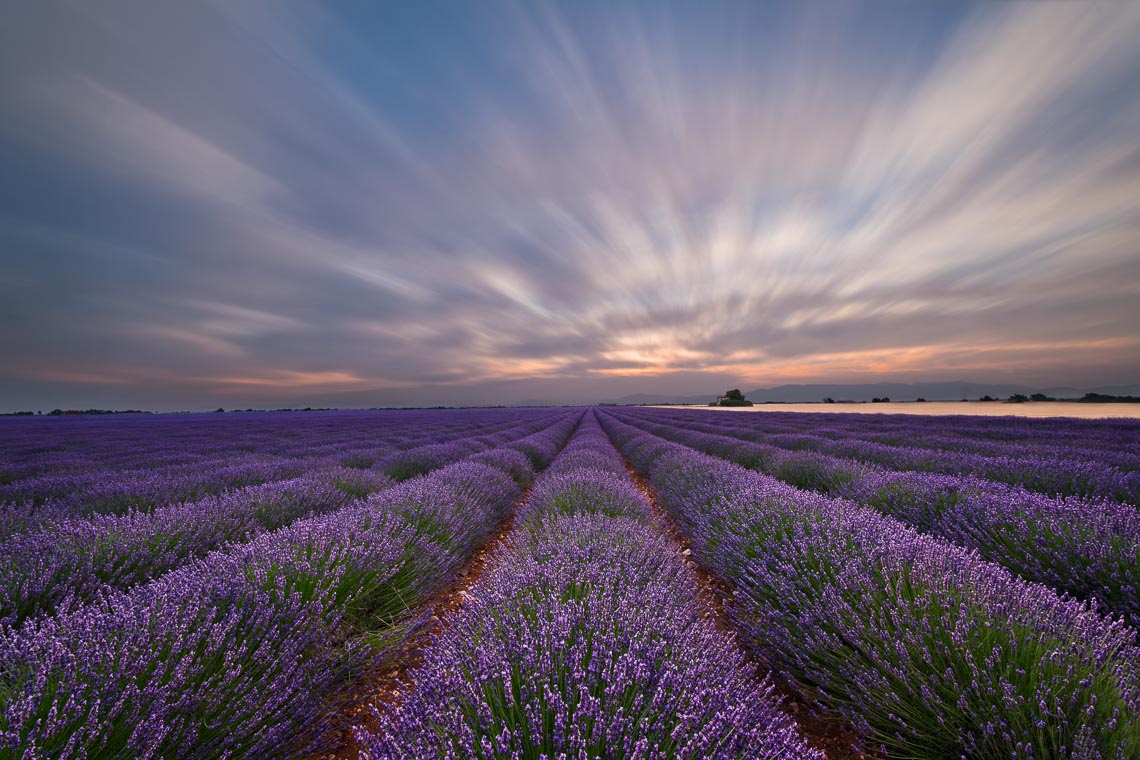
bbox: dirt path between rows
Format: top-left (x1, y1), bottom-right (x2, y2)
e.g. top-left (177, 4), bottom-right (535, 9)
top-left (302, 481), bottom-right (532, 760)
top-left (623, 463), bottom-right (872, 760)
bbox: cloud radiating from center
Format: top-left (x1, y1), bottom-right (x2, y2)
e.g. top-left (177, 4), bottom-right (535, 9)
top-left (2, 1), bottom-right (1139, 406)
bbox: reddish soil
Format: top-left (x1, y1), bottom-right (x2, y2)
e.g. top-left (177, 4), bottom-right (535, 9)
top-left (624, 464), bottom-right (874, 760)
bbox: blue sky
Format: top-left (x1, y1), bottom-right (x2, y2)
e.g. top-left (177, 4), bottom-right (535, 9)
top-left (2, 1), bottom-right (1139, 408)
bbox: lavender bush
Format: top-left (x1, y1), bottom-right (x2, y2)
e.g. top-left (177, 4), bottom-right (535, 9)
top-left (358, 515), bottom-right (820, 760)
top-left (614, 407), bottom-right (1139, 503)
top-left (359, 413), bottom-right (819, 758)
top-left (599, 411), bottom-right (1140, 759)
top-left (611, 409), bottom-right (1140, 630)
top-left (0, 475), bottom-right (358, 626)
top-left (0, 413), bottom-right (580, 758)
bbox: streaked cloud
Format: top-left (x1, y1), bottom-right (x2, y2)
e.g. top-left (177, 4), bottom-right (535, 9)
top-left (1, 1), bottom-right (1139, 408)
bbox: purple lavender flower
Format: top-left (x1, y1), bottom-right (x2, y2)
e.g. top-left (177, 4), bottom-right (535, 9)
top-left (0, 409), bottom-right (580, 758)
top-left (607, 408), bottom-right (1140, 631)
top-left (598, 411), bottom-right (1140, 758)
top-left (357, 412), bottom-right (820, 759)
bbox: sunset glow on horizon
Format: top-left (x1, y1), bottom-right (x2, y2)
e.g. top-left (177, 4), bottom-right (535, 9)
top-left (2, 1), bottom-right (1139, 408)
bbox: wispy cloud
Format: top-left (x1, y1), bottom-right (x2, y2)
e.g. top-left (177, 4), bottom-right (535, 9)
top-left (205, 370), bottom-right (368, 390)
top-left (2, 1), bottom-right (1139, 407)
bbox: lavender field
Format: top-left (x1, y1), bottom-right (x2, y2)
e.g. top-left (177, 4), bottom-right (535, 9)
top-left (0, 407), bottom-right (1136, 759)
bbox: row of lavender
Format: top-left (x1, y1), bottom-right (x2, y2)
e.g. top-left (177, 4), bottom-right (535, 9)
top-left (0, 410), bottom-right (577, 628)
top-left (0, 409), bottom-right (569, 523)
top-left (598, 411), bottom-right (1140, 759)
top-left (358, 411), bottom-right (819, 758)
top-left (687, 408), bottom-right (1140, 473)
top-left (0, 412), bottom-right (580, 758)
top-left (618, 408), bottom-right (1139, 504)
top-left (755, 414), bottom-right (1140, 476)
top-left (608, 408), bottom-right (1140, 631)
top-left (0, 408), bottom-right (560, 478)
top-left (0, 410), bottom-right (491, 486)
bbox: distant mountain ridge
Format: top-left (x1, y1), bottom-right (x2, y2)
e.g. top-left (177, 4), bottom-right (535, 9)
top-left (598, 381), bottom-right (1140, 405)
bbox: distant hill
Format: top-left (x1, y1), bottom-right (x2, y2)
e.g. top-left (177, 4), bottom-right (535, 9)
top-left (749, 382), bottom-right (1054, 403)
top-left (599, 381), bottom-right (1140, 405)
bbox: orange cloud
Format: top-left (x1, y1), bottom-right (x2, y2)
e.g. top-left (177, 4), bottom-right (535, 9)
top-left (206, 370), bottom-right (369, 389)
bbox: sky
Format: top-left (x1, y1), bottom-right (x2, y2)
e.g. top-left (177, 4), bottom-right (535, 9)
top-left (2, 1), bottom-right (1140, 410)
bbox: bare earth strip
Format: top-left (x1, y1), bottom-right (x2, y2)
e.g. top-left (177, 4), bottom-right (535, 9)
top-left (657, 401), bottom-right (1140, 419)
